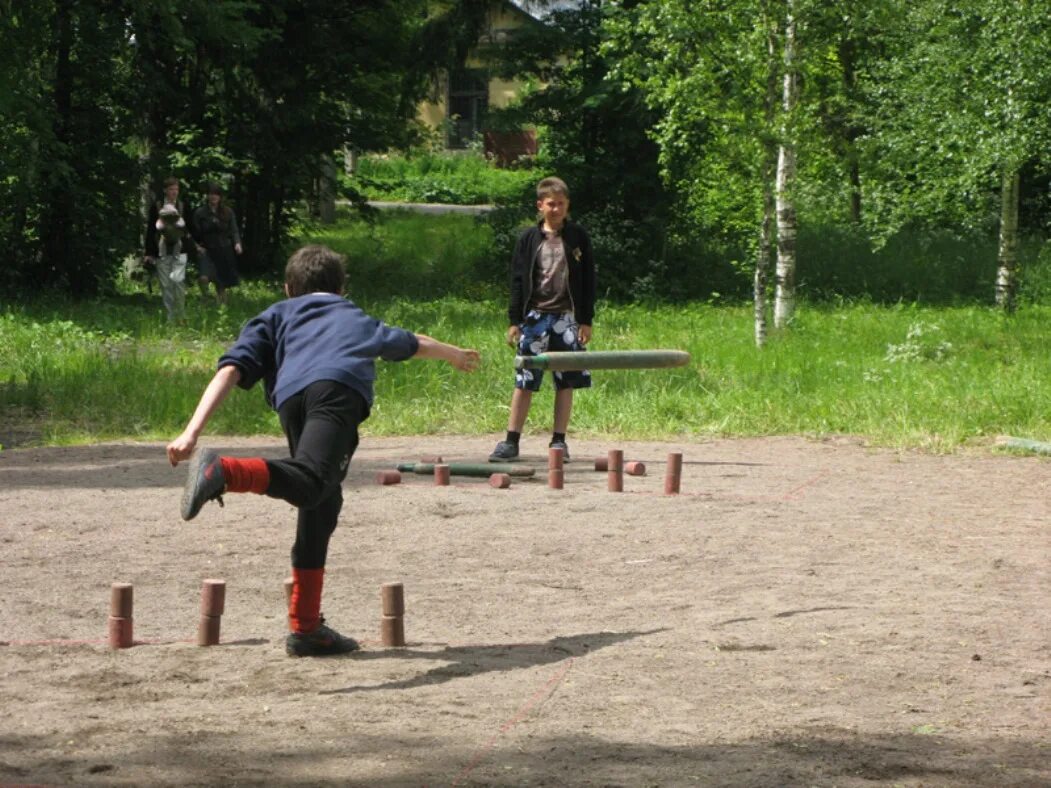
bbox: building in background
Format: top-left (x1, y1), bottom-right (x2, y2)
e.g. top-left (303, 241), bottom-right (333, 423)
top-left (419, 0), bottom-right (563, 164)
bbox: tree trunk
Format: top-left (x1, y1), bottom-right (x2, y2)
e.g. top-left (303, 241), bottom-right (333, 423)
top-left (40, 0), bottom-right (78, 294)
top-left (774, 5), bottom-right (798, 329)
top-left (240, 169), bottom-right (292, 275)
top-left (755, 11), bottom-right (779, 348)
top-left (994, 169), bottom-right (1020, 311)
top-left (318, 155), bottom-right (336, 224)
top-left (756, 175), bottom-right (775, 347)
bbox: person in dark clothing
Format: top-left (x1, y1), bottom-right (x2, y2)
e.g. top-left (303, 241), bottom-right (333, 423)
top-left (489, 176), bottom-right (596, 464)
top-left (192, 182), bottom-right (242, 305)
top-left (166, 244), bottom-right (480, 657)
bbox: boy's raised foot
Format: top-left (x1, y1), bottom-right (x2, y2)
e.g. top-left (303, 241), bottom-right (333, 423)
top-left (548, 440), bottom-right (571, 462)
top-left (488, 440), bottom-right (520, 462)
top-left (181, 448), bottom-right (226, 521)
top-left (286, 620), bottom-right (361, 657)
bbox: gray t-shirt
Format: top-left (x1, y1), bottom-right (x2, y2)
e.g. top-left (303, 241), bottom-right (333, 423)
top-left (530, 228), bottom-right (573, 313)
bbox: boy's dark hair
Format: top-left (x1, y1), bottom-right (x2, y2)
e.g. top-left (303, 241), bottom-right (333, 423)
top-left (285, 245), bottom-right (346, 297)
top-left (163, 176), bottom-right (179, 189)
top-left (206, 181), bottom-right (223, 196)
top-left (537, 176), bottom-right (569, 199)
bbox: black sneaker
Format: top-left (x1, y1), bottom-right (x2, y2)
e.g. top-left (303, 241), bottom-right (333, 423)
top-left (549, 440), bottom-right (571, 462)
top-left (489, 440), bottom-right (520, 462)
top-left (180, 448), bottom-right (226, 521)
top-left (286, 619), bottom-right (361, 657)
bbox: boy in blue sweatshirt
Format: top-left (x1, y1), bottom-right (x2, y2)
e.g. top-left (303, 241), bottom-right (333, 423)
top-left (167, 244), bottom-right (479, 657)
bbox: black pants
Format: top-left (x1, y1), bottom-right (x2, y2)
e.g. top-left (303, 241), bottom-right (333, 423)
top-left (267, 381), bottom-right (366, 570)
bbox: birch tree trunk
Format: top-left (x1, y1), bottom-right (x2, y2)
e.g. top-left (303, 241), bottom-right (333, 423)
top-left (755, 10), bottom-right (780, 347)
top-left (774, 5), bottom-right (798, 329)
top-left (755, 175), bottom-right (775, 346)
top-left (994, 169), bottom-right (1020, 311)
top-left (41, 0), bottom-right (78, 292)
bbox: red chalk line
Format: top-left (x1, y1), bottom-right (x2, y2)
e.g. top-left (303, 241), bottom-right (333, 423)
top-left (452, 657), bottom-right (575, 786)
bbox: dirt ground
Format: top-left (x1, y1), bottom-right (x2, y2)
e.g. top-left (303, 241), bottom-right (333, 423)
top-left (0, 434), bottom-right (1048, 787)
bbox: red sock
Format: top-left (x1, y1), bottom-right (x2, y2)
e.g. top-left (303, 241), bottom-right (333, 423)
top-left (219, 457), bottom-right (270, 494)
top-left (289, 567), bottom-right (324, 634)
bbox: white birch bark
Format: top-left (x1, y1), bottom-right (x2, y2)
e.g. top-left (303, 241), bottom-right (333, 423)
top-left (774, 5), bottom-right (798, 329)
top-left (994, 170), bottom-right (1020, 311)
top-left (755, 179), bottom-right (775, 346)
top-left (755, 13), bottom-right (780, 347)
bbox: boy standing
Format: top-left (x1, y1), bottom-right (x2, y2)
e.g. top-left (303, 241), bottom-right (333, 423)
top-left (167, 245), bottom-right (480, 657)
top-left (490, 176), bottom-right (596, 463)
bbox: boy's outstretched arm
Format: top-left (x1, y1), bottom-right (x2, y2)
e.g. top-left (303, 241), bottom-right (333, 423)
top-left (166, 365), bottom-right (242, 466)
top-left (412, 334), bottom-right (481, 372)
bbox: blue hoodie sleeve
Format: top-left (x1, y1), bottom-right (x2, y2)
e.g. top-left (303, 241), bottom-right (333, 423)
top-left (218, 313), bottom-right (276, 390)
top-left (378, 324), bottom-right (420, 362)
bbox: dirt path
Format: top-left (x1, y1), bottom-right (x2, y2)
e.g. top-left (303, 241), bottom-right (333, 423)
top-left (1, 435), bottom-right (1048, 786)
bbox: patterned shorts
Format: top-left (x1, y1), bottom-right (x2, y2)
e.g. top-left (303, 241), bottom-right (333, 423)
top-left (514, 310), bottom-right (591, 392)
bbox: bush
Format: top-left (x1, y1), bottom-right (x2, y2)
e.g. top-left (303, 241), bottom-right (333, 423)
top-left (347, 150), bottom-right (539, 206)
top-left (298, 209), bottom-right (503, 303)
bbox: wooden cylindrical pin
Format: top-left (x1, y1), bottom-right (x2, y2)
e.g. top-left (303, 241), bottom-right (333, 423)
top-left (594, 456), bottom-right (608, 472)
top-left (375, 469), bottom-right (401, 485)
top-left (381, 582), bottom-right (405, 617)
top-left (548, 446), bottom-right (564, 471)
top-left (607, 449), bottom-right (624, 493)
top-left (488, 472), bottom-right (512, 489)
top-left (419, 454), bottom-right (443, 464)
top-left (548, 468), bottom-right (564, 490)
top-left (434, 463), bottom-right (451, 486)
top-left (624, 461), bottom-right (647, 477)
top-left (197, 615), bottom-right (221, 646)
top-left (380, 615), bottom-right (405, 647)
top-left (284, 576), bottom-right (294, 606)
top-left (110, 582), bottom-right (133, 619)
top-left (107, 616), bottom-right (133, 649)
top-left (665, 452), bottom-right (683, 495)
top-left (200, 579), bottom-right (226, 617)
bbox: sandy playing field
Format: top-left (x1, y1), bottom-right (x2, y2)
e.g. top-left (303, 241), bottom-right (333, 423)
top-left (0, 434), bottom-right (1048, 787)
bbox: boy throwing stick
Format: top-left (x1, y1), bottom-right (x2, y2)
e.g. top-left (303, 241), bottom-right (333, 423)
top-left (167, 245), bottom-right (480, 657)
top-left (490, 176), bottom-right (596, 463)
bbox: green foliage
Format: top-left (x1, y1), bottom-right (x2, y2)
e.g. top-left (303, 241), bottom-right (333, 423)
top-left (486, 0), bottom-right (675, 300)
top-left (858, 0), bottom-right (1051, 239)
top-left (0, 1), bottom-right (140, 298)
top-left (5, 0), bottom-right (1051, 309)
top-left (0, 1), bottom-right (495, 296)
top-left (296, 208), bottom-right (503, 303)
top-left (347, 150), bottom-right (538, 205)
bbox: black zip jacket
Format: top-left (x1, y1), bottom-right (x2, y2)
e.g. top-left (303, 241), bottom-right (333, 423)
top-left (507, 220), bottom-right (596, 326)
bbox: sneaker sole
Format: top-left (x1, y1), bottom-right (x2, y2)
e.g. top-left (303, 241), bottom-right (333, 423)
top-left (180, 449), bottom-right (216, 521)
top-left (286, 639), bottom-right (361, 657)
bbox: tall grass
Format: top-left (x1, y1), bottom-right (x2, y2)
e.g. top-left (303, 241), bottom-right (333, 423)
top-left (2, 288), bottom-right (1049, 451)
top-left (298, 207), bottom-right (504, 302)
top-left (3, 210), bottom-right (1049, 450)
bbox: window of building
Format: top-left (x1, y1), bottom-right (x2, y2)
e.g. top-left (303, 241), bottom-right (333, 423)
top-left (447, 69), bottom-right (489, 149)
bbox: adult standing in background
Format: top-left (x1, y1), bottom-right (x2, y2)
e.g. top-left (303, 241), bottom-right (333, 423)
top-left (144, 176), bottom-right (190, 322)
top-left (192, 181), bottom-right (243, 305)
